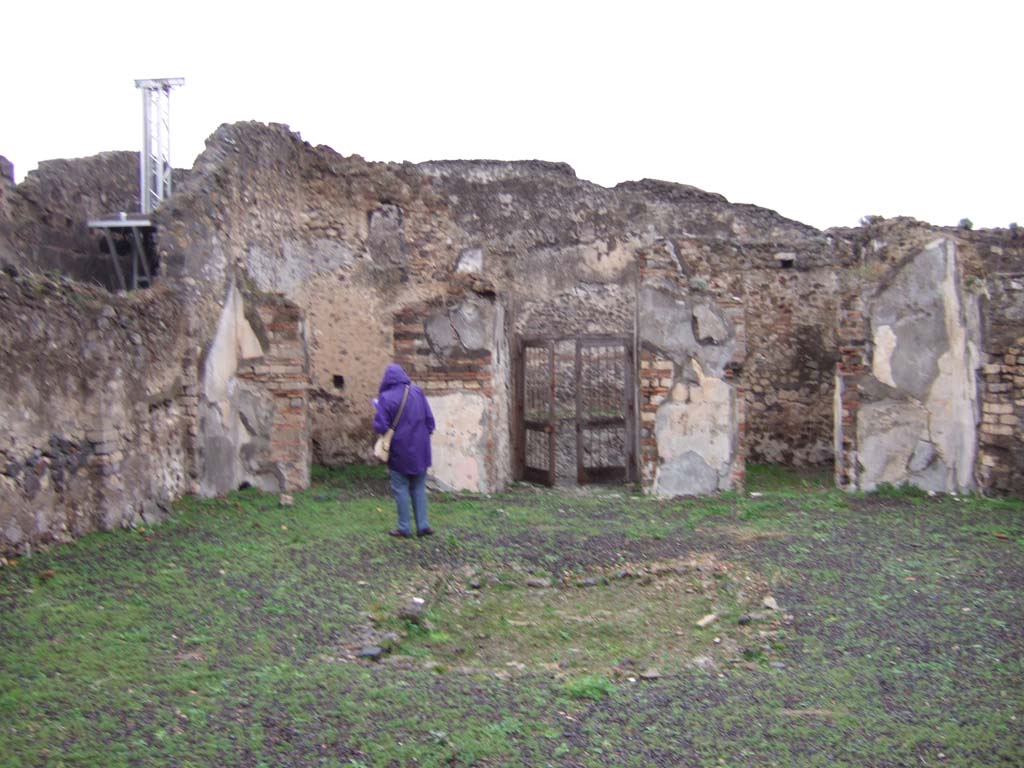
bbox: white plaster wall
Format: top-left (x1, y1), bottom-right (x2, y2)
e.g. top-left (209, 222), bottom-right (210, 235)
top-left (429, 392), bottom-right (491, 492)
top-left (859, 239), bottom-right (981, 492)
top-left (653, 362), bottom-right (738, 496)
top-left (199, 283), bottom-right (264, 496)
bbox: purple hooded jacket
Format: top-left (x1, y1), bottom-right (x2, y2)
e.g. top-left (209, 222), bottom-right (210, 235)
top-left (373, 364), bottom-right (435, 475)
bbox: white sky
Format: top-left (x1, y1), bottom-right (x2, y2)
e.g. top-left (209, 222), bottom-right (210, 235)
top-left (2, 1), bottom-right (1020, 230)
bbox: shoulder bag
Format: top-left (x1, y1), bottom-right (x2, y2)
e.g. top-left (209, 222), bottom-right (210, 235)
top-left (373, 385), bottom-right (410, 463)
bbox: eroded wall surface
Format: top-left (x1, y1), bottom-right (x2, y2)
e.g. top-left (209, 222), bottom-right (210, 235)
top-left (637, 243), bottom-right (746, 494)
top-left (855, 239), bottom-right (983, 491)
top-left (977, 267), bottom-right (1024, 494)
top-left (0, 274), bottom-right (193, 554)
top-left (148, 124), bottom-right (883, 495)
top-left (5, 121), bottom-right (1023, 538)
top-left (197, 282), bottom-right (311, 495)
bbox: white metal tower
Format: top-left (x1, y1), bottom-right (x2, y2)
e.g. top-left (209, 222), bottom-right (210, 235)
top-left (135, 77), bottom-right (184, 214)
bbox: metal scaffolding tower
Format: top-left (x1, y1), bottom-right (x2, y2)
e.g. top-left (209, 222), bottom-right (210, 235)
top-left (135, 77), bottom-right (184, 214)
top-left (88, 77), bottom-right (185, 291)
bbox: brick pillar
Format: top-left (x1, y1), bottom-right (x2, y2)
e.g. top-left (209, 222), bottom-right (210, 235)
top-left (977, 338), bottom-right (1024, 494)
top-left (638, 349), bottom-right (673, 488)
top-left (236, 299), bottom-right (311, 492)
top-left (835, 291), bottom-right (867, 490)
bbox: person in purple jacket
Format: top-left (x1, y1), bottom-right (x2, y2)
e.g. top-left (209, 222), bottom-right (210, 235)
top-left (373, 363), bottom-right (436, 538)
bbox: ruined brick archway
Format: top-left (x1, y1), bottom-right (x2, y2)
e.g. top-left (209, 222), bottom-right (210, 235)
top-left (514, 335), bottom-right (637, 486)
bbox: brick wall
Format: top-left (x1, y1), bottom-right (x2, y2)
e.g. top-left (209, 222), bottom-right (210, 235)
top-left (236, 298), bottom-right (311, 491)
top-left (392, 304), bottom-right (494, 398)
top-left (977, 340), bottom-right (1024, 494)
top-left (638, 350), bottom-right (674, 486)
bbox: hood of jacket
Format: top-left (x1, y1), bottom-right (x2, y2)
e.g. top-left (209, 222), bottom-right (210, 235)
top-left (379, 363), bottom-right (411, 394)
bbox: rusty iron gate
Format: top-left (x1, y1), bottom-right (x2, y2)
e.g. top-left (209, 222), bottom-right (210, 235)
top-left (515, 336), bottom-right (636, 486)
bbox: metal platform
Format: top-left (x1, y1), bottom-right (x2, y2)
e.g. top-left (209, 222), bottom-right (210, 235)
top-left (87, 213), bottom-right (154, 291)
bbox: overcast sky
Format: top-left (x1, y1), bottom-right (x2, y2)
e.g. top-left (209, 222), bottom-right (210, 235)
top-left (2, 1), bottom-right (1020, 230)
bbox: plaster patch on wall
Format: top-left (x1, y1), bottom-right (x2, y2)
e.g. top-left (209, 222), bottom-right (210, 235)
top-left (639, 286), bottom-right (735, 377)
top-left (653, 360), bottom-right (737, 496)
top-left (248, 239), bottom-right (356, 298)
top-left (858, 239), bottom-right (981, 493)
top-left (579, 241), bottom-right (634, 282)
top-left (429, 392), bottom-right (489, 492)
top-left (203, 283), bottom-right (262, 422)
top-left (857, 399), bottom-right (929, 490)
top-left (872, 324), bottom-right (898, 387)
top-left (923, 242), bottom-right (980, 490)
top-left (456, 247), bottom-right (483, 274)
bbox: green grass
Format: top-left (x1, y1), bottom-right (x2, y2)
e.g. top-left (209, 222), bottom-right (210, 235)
top-left (1, 464), bottom-right (1022, 767)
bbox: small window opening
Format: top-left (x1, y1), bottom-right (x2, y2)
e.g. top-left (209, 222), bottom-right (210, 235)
top-left (333, 374), bottom-right (345, 390)
top-left (779, 258), bottom-right (794, 269)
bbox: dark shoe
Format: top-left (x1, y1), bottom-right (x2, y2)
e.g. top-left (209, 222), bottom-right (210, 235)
top-left (416, 527), bottom-right (435, 538)
top-left (388, 529), bottom-right (413, 538)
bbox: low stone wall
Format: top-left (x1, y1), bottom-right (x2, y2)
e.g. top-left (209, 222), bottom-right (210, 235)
top-left (0, 272), bottom-right (192, 555)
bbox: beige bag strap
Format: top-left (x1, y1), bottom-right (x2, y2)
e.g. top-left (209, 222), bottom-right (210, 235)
top-left (389, 385), bottom-right (410, 430)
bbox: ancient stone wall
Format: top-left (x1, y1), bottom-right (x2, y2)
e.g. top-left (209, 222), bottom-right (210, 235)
top-left (392, 295), bottom-right (509, 492)
top-left (149, 122), bottom-right (866, 495)
top-left (0, 152), bottom-right (139, 285)
top-left (6, 121), bottom-right (1022, 512)
top-left (156, 123), bottom-right (457, 475)
top-left (976, 260), bottom-right (1024, 494)
top-left (742, 268), bottom-right (840, 464)
top-left (832, 220), bottom-right (1024, 494)
top-left (0, 273), bottom-right (193, 555)
top-left (637, 242), bottom-right (746, 494)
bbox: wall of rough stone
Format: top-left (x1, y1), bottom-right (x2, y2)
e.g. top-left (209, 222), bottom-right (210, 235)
top-left (741, 267), bottom-right (841, 464)
top-left (0, 152), bottom-right (139, 285)
top-left (148, 122), bottom-right (860, 495)
top-left (0, 273), bottom-right (193, 555)
top-left (7, 121), bottom-right (1022, 512)
top-left (974, 249), bottom-right (1024, 494)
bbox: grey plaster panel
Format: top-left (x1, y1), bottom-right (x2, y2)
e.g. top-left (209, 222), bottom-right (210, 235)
top-left (451, 301), bottom-right (490, 351)
top-left (639, 286), bottom-right (734, 375)
top-left (657, 451), bottom-right (719, 496)
top-left (871, 240), bottom-right (951, 401)
top-left (425, 312), bottom-right (458, 355)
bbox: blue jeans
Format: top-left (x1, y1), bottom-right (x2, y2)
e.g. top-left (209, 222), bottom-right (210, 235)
top-left (389, 469), bottom-right (429, 535)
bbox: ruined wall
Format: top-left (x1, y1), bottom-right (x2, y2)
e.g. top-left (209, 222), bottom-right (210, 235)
top-left (156, 123), bottom-right (457, 480)
top-left (637, 242), bottom-right (746, 494)
top-left (833, 219), bottom-right (1024, 494)
top-left (0, 273), bottom-right (193, 555)
top-left (9, 121), bottom-right (1021, 512)
top-left (975, 247), bottom-right (1024, 494)
top-left (0, 152), bottom-right (139, 285)
top-left (198, 282), bottom-right (311, 496)
top-left (151, 124), bottom-right (857, 495)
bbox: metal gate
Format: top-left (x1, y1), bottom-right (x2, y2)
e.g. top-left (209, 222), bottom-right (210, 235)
top-left (515, 335), bottom-right (636, 486)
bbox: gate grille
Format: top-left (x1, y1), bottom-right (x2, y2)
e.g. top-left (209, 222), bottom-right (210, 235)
top-left (515, 335), bottom-right (635, 485)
